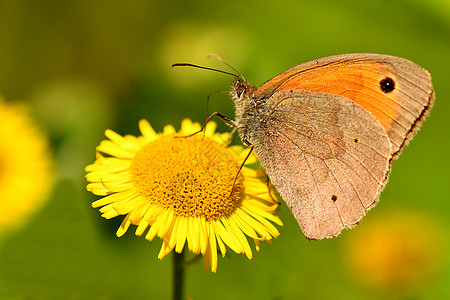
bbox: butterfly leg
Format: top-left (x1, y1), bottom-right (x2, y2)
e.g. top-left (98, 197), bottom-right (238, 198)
top-left (230, 143), bottom-right (254, 196)
top-left (176, 112), bottom-right (236, 139)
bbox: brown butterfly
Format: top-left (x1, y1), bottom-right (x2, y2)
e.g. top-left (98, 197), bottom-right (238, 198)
top-left (174, 53), bottom-right (434, 240)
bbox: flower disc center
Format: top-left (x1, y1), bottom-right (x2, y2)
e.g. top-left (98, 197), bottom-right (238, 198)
top-left (130, 135), bottom-right (244, 221)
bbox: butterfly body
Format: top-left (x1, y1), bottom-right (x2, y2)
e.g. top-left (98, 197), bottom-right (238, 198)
top-left (230, 53), bottom-right (434, 240)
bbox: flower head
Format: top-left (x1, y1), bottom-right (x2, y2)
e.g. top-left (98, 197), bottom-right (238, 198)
top-left (86, 119), bottom-right (282, 272)
top-left (0, 98), bottom-right (54, 235)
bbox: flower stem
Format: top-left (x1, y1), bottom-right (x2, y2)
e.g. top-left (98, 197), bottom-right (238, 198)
top-left (172, 250), bottom-right (185, 300)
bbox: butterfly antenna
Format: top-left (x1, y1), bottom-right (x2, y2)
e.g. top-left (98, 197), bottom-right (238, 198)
top-left (171, 63), bottom-right (240, 80)
top-left (208, 53), bottom-right (245, 80)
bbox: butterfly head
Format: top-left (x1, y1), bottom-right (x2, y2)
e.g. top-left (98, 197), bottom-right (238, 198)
top-left (231, 78), bottom-right (257, 102)
top-left (232, 78), bottom-right (247, 98)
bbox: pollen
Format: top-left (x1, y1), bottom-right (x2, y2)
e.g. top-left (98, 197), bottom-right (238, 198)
top-left (129, 135), bottom-right (244, 221)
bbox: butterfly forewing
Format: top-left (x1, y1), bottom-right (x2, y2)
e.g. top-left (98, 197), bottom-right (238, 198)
top-left (255, 54), bottom-right (434, 160)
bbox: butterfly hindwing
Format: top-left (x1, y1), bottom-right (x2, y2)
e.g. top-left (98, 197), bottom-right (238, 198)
top-left (244, 90), bottom-right (391, 239)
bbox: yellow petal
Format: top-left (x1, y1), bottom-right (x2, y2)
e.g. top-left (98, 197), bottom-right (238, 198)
top-left (209, 232), bottom-right (218, 273)
top-left (116, 214), bottom-right (131, 237)
top-left (139, 119), bottom-right (157, 140)
top-left (97, 140), bottom-right (135, 159)
top-left (135, 219), bottom-right (149, 236)
top-left (175, 217), bottom-right (187, 253)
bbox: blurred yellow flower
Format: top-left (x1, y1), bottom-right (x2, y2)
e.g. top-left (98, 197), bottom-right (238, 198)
top-left (86, 119), bottom-right (282, 272)
top-left (343, 209), bottom-right (446, 296)
top-left (0, 98), bottom-right (54, 236)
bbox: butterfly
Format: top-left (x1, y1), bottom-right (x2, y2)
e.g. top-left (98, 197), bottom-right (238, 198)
top-left (175, 53), bottom-right (434, 240)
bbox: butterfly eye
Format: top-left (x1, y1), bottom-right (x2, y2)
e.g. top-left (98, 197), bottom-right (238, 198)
top-left (236, 84), bottom-right (247, 98)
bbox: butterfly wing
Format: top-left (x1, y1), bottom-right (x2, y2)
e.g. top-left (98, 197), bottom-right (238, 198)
top-left (246, 90), bottom-right (391, 239)
top-left (254, 53), bottom-right (434, 160)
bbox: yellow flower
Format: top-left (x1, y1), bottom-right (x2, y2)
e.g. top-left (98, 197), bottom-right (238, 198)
top-left (343, 209), bottom-right (446, 296)
top-left (0, 98), bottom-right (54, 235)
top-left (86, 119), bottom-right (282, 272)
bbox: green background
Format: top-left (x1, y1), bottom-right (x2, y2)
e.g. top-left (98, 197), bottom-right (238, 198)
top-left (0, 0), bottom-right (449, 299)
